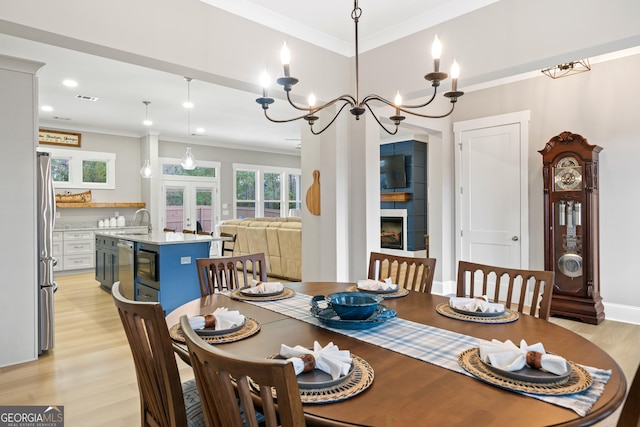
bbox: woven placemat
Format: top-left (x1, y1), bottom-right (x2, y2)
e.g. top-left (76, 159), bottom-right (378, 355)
top-left (458, 347), bottom-right (592, 395)
top-left (346, 284), bottom-right (409, 299)
top-left (169, 318), bottom-right (260, 344)
top-left (250, 354), bottom-right (375, 404)
top-left (436, 302), bottom-right (519, 324)
top-left (229, 287), bottom-right (295, 302)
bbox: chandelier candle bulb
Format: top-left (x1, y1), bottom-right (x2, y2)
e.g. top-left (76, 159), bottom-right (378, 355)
top-left (308, 93), bottom-right (316, 108)
top-left (281, 42), bottom-right (291, 77)
top-left (450, 60), bottom-right (460, 92)
top-left (394, 92), bottom-right (402, 107)
top-left (432, 35), bottom-right (442, 72)
top-left (260, 70), bottom-right (270, 98)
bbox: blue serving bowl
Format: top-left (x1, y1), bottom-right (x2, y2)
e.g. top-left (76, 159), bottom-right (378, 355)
top-left (324, 292), bottom-right (383, 320)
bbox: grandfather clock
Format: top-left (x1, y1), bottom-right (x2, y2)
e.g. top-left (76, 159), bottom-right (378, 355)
top-left (539, 131), bottom-right (604, 324)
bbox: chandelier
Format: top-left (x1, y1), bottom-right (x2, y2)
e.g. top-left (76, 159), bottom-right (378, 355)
top-left (255, 0), bottom-right (464, 135)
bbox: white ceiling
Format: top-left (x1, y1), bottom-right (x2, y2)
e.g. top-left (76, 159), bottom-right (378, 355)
top-left (199, 0), bottom-right (499, 56)
top-left (1, 1), bottom-right (499, 154)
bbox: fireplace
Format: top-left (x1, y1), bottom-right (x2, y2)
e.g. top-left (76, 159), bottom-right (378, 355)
top-left (380, 209), bottom-right (408, 252)
top-left (381, 216), bottom-right (403, 250)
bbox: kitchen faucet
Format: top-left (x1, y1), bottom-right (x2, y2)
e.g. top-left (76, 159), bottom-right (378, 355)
top-left (133, 208), bottom-right (152, 233)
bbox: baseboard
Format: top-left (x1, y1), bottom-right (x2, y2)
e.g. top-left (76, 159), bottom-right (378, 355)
top-left (432, 280), bottom-right (456, 297)
top-left (602, 302), bottom-right (640, 325)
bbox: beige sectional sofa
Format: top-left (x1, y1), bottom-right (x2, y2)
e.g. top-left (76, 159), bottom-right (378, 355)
top-left (218, 217), bottom-right (302, 281)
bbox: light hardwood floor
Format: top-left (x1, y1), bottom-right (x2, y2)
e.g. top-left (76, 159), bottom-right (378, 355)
top-left (0, 273), bottom-right (637, 426)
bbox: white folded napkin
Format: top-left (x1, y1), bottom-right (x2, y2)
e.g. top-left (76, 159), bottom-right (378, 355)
top-left (449, 295), bottom-right (505, 313)
top-left (187, 307), bottom-right (246, 331)
top-left (357, 278), bottom-right (398, 291)
top-left (479, 339), bottom-right (568, 375)
top-left (242, 279), bottom-right (284, 294)
top-left (280, 341), bottom-right (352, 380)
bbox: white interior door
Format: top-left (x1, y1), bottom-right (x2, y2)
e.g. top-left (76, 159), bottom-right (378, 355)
top-left (162, 180), bottom-right (218, 232)
top-left (454, 111), bottom-right (530, 269)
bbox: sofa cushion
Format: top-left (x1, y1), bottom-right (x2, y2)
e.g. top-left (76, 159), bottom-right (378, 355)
top-left (219, 218), bottom-right (301, 281)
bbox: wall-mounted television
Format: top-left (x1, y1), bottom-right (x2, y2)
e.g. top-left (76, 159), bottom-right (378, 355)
top-left (380, 154), bottom-right (407, 189)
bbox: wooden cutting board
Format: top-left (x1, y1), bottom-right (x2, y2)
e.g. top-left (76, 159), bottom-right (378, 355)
top-left (305, 170), bottom-right (321, 215)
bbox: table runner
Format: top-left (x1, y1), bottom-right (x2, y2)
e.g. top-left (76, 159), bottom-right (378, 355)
top-left (226, 291), bottom-right (611, 417)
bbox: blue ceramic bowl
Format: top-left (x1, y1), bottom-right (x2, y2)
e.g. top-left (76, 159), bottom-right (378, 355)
top-left (323, 292), bottom-right (383, 320)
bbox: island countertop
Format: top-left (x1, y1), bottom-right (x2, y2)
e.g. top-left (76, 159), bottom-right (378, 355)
top-left (94, 230), bottom-right (216, 245)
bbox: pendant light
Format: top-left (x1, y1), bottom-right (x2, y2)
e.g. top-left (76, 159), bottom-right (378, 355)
top-left (181, 147), bottom-right (197, 170)
top-left (142, 100), bottom-right (153, 126)
top-left (139, 100), bottom-right (154, 178)
top-left (139, 159), bottom-right (153, 178)
top-left (180, 77), bottom-right (197, 170)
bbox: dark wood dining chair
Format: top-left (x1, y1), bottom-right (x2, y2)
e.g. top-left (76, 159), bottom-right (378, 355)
top-left (220, 231), bottom-right (237, 256)
top-left (180, 315), bottom-right (306, 427)
top-left (196, 253), bottom-right (268, 295)
top-left (456, 260), bottom-right (555, 320)
top-left (367, 252), bottom-right (437, 293)
top-left (618, 361), bottom-right (640, 426)
top-left (111, 283), bottom-right (203, 427)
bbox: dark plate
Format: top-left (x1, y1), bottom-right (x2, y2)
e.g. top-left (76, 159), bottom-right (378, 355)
top-left (451, 305), bottom-right (505, 318)
top-left (356, 285), bottom-right (399, 294)
top-left (194, 318), bottom-right (246, 336)
top-left (274, 354), bottom-right (354, 389)
top-left (239, 286), bottom-right (284, 297)
top-left (310, 304), bottom-right (396, 330)
top-left (480, 352), bottom-right (572, 383)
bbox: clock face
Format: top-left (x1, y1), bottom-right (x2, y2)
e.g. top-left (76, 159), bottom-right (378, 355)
top-left (554, 157), bottom-right (583, 191)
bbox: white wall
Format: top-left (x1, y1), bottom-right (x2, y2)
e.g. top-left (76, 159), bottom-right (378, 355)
top-left (451, 53), bottom-right (640, 323)
top-left (0, 55), bottom-right (43, 367)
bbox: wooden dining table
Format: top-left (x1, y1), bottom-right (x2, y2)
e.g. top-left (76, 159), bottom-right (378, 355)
top-left (165, 282), bottom-right (627, 427)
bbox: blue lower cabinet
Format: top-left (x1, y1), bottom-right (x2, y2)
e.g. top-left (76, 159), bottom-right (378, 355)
top-left (134, 241), bottom-right (210, 314)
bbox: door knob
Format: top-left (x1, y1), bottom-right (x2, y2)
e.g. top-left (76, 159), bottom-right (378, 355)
top-left (512, 236), bottom-right (519, 241)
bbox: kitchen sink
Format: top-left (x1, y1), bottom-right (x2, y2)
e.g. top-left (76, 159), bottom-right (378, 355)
top-left (115, 232), bottom-right (149, 236)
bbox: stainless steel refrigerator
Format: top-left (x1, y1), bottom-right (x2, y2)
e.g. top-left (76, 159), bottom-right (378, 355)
top-left (37, 151), bottom-right (57, 353)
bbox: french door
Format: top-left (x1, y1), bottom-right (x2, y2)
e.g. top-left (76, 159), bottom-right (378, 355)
top-left (162, 180), bottom-right (219, 233)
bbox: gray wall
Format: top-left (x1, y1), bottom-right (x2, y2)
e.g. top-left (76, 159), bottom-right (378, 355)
top-left (451, 53), bottom-right (640, 318)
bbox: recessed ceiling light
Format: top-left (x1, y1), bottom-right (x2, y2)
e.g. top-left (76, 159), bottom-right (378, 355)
top-left (41, 105), bottom-right (53, 112)
top-left (183, 101), bottom-right (194, 109)
top-left (143, 119), bottom-right (153, 126)
top-left (196, 127), bottom-right (205, 133)
top-left (62, 79), bottom-right (78, 87)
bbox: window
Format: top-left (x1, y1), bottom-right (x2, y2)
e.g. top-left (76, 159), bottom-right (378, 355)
top-left (39, 147), bottom-right (116, 189)
top-left (233, 164), bottom-right (301, 218)
top-left (263, 172), bottom-right (281, 218)
top-left (288, 173), bottom-right (302, 212)
top-left (162, 163), bottom-right (216, 177)
top-left (235, 169), bottom-right (257, 219)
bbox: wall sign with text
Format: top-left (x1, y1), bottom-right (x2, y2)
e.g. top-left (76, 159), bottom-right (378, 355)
top-left (39, 129), bottom-right (81, 147)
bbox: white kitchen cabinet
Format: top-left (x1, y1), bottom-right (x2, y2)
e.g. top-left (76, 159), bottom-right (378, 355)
top-left (60, 230), bottom-right (95, 271)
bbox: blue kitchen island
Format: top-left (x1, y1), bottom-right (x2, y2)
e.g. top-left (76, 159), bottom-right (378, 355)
top-left (95, 230), bottom-right (212, 313)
